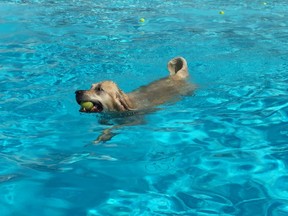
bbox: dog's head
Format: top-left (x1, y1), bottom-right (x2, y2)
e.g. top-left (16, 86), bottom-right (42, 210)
top-left (75, 81), bottom-right (135, 113)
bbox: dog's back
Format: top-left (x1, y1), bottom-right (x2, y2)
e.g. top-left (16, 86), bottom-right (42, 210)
top-left (128, 57), bottom-right (195, 109)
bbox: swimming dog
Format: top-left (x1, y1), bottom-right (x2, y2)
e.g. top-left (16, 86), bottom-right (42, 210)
top-left (75, 57), bottom-right (195, 143)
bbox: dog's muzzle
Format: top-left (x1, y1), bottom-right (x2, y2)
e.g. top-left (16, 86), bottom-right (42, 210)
top-left (75, 90), bottom-right (104, 112)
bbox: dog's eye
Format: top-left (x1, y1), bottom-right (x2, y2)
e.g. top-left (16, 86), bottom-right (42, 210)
top-left (95, 85), bottom-right (103, 92)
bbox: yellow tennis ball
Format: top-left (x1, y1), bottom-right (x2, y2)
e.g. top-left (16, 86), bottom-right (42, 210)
top-left (219, 11), bottom-right (225, 15)
top-left (81, 102), bottom-right (94, 110)
top-left (139, 18), bottom-right (145, 23)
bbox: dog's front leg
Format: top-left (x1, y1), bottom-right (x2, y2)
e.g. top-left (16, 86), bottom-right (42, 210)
top-left (94, 127), bottom-right (116, 144)
top-left (93, 116), bottom-right (145, 144)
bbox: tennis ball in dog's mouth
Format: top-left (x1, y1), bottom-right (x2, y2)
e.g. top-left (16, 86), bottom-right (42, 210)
top-left (80, 102), bottom-right (94, 110)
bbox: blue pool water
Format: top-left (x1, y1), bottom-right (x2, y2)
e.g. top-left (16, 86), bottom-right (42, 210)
top-left (1, 0), bottom-right (288, 215)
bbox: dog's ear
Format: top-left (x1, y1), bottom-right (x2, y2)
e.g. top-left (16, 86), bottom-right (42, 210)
top-left (114, 89), bottom-right (135, 111)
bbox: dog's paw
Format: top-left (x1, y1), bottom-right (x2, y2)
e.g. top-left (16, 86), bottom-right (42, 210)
top-left (94, 129), bottom-right (116, 144)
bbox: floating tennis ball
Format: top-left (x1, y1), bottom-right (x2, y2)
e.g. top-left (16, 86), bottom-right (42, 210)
top-left (219, 11), bottom-right (225, 15)
top-left (81, 102), bottom-right (94, 110)
top-left (263, 2), bottom-right (267, 5)
top-left (139, 18), bottom-right (145, 23)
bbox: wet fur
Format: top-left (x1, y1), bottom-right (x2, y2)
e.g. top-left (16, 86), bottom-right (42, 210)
top-left (75, 57), bottom-right (195, 143)
top-left (76, 57), bottom-right (194, 112)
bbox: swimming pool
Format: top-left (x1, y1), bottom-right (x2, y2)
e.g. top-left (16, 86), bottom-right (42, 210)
top-left (1, 0), bottom-right (288, 215)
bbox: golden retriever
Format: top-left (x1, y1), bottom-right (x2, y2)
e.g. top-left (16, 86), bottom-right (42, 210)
top-left (75, 57), bottom-right (195, 143)
top-left (75, 57), bottom-right (194, 112)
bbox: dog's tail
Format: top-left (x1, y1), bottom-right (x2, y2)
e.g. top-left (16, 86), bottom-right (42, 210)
top-left (167, 57), bottom-right (189, 80)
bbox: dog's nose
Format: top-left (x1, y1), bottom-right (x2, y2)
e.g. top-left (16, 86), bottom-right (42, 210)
top-left (75, 90), bottom-right (85, 104)
top-left (75, 90), bottom-right (84, 95)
